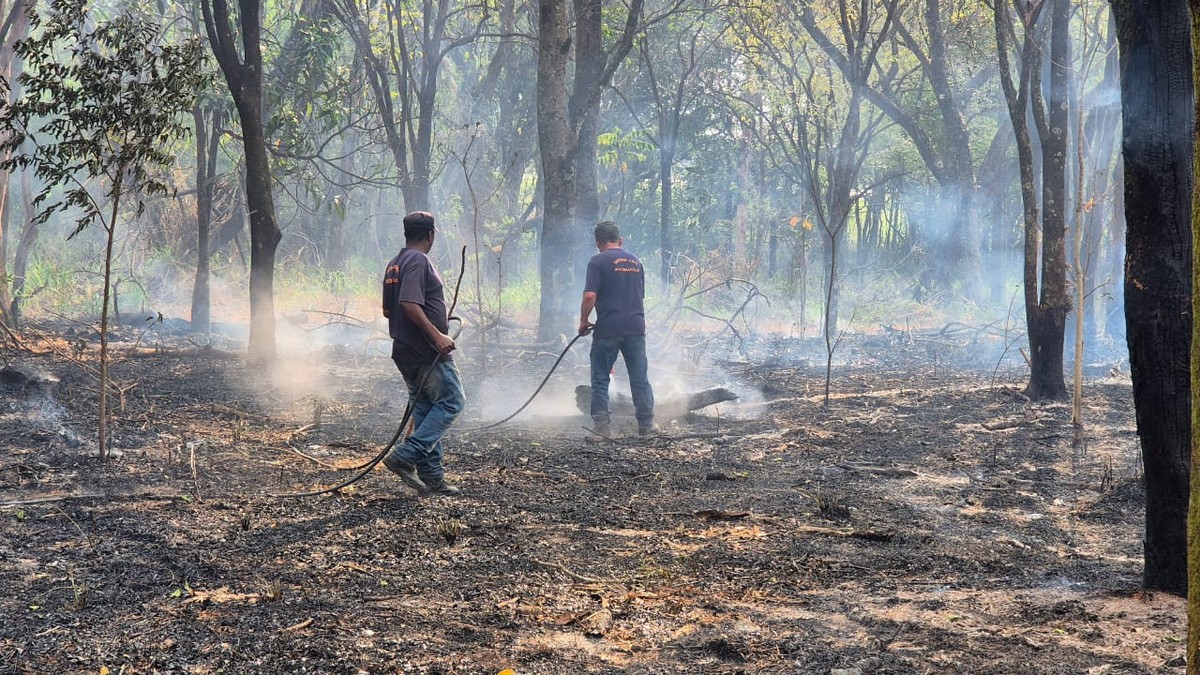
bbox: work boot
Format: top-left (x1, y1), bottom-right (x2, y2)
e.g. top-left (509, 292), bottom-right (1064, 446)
top-left (382, 452), bottom-right (428, 493)
top-left (638, 423), bottom-right (661, 437)
top-left (587, 421), bottom-right (612, 442)
top-left (421, 477), bottom-right (462, 497)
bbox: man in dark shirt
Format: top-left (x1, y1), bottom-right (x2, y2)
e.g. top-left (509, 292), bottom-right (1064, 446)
top-left (381, 211), bottom-right (465, 495)
top-left (578, 221), bottom-right (655, 436)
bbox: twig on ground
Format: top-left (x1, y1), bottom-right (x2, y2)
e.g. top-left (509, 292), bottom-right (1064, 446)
top-left (1, 494), bottom-right (105, 507)
top-left (281, 618), bottom-right (314, 632)
top-left (795, 524), bottom-right (895, 542)
top-left (283, 444), bottom-right (344, 469)
top-left (0, 319), bottom-right (25, 350)
top-left (190, 442), bottom-right (203, 503)
top-left (532, 558), bottom-right (607, 584)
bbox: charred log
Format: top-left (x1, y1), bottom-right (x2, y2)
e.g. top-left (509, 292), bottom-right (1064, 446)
top-left (575, 384), bottom-right (738, 420)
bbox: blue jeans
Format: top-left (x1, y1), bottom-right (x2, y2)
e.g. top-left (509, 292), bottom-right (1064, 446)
top-left (590, 334), bottom-right (654, 428)
top-left (390, 359), bottom-right (465, 481)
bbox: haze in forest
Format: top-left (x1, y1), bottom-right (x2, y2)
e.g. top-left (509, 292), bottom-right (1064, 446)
top-left (0, 0), bottom-right (1129, 410)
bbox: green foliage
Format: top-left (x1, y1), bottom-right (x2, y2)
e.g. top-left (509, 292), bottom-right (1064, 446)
top-left (272, 254), bottom-right (379, 307)
top-left (0, 0), bottom-right (208, 236)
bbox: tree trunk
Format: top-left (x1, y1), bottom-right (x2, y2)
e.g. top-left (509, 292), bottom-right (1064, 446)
top-left (203, 0), bottom-right (282, 362)
top-left (1190, 2), bottom-right (1200, 664)
top-left (190, 105), bottom-right (220, 334)
top-left (1025, 0), bottom-right (1070, 400)
top-left (1104, 157), bottom-right (1126, 340)
top-left (659, 146), bottom-right (675, 284)
top-left (536, 0), bottom-right (576, 341)
top-left (240, 90), bottom-right (281, 363)
top-left (922, 0), bottom-right (982, 298)
top-left (1081, 17), bottom-right (1120, 346)
top-left (1112, 0), bottom-right (1191, 596)
top-left (10, 166), bottom-right (35, 325)
top-left (0, 1), bottom-right (28, 328)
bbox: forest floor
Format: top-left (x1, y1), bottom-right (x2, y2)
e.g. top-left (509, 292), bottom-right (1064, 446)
top-left (0, 318), bottom-right (1181, 675)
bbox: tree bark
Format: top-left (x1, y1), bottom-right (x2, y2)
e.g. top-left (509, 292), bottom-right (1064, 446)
top-left (1025, 0), bottom-right (1070, 400)
top-left (0, 0), bottom-right (28, 329)
top-left (571, 0), bottom-right (603, 260)
top-left (1112, 0), bottom-right (1192, 596)
top-left (536, 0), bottom-right (643, 340)
top-left (190, 106), bottom-right (221, 334)
top-left (202, 0), bottom-right (282, 362)
top-left (1189, 4), bottom-right (1200, 665)
top-left (535, 0), bottom-right (576, 341)
top-left (1080, 17), bottom-right (1119, 346)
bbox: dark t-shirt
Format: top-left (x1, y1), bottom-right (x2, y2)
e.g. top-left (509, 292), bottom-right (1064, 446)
top-left (382, 248), bottom-right (452, 365)
top-left (584, 247), bottom-right (646, 338)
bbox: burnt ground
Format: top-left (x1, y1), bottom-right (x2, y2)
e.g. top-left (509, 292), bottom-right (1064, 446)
top-left (0, 320), bottom-right (1182, 675)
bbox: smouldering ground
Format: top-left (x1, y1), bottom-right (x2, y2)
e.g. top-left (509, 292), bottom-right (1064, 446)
top-left (0, 324), bottom-right (1181, 674)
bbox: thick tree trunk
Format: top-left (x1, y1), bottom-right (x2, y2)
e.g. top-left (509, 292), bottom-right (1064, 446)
top-left (1112, 0), bottom-right (1192, 596)
top-left (203, 0), bottom-right (282, 362)
top-left (571, 0), bottom-right (603, 273)
top-left (1190, 3), bottom-right (1200, 664)
top-left (240, 96), bottom-right (281, 363)
top-left (536, 0), bottom-right (576, 341)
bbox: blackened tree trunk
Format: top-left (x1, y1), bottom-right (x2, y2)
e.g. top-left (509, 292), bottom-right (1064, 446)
top-left (1190, 0), bottom-right (1200, 660)
top-left (203, 0), bottom-right (282, 362)
top-left (1112, 0), bottom-right (1192, 596)
top-left (1025, 0), bottom-right (1071, 400)
top-left (994, 0), bottom-right (1067, 400)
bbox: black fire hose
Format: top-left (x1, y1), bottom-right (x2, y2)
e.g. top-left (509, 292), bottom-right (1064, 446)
top-left (470, 331), bottom-right (587, 430)
top-left (269, 247), bottom-right (467, 499)
top-left (270, 246), bottom-right (589, 498)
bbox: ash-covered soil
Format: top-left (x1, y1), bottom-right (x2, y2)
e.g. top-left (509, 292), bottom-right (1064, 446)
top-left (0, 321), bottom-right (1178, 674)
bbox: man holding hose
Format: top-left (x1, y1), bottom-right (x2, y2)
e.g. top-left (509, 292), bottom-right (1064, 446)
top-left (381, 211), bottom-right (464, 496)
top-left (578, 221), bottom-right (656, 438)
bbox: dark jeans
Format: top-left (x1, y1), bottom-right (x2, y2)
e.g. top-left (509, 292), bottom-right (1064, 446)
top-left (590, 334), bottom-right (654, 429)
top-left (390, 359), bottom-right (465, 481)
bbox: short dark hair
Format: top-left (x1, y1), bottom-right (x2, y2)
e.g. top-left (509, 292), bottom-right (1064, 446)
top-left (594, 221), bottom-right (620, 244)
top-left (403, 211), bottom-right (436, 240)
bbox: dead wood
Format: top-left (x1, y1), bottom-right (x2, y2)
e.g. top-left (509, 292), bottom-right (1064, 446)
top-left (1, 492), bottom-right (183, 507)
top-left (795, 524), bottom-right (895, 542)
top-left (575, 384), bottom-right (738, 420)
top-left (836, 463), bottom-right (918, 478)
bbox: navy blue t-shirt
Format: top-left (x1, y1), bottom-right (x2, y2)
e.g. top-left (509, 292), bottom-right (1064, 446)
top-left (382, 248), bottom-right (451, 365)
top-left (584, 247), bottom-right (646, 338)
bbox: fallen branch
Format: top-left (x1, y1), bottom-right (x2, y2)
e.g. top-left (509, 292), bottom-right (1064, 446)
top-left (1, 492), bottom-right (182, 507)
top-left (836, 463), bottom-right (917, 478)
top-left (795, 524), bottom-right (895, 542)
top-left (283, 444), bottom-right (345, 469)
top-left (0, 318), bottom-right (25, 350)
top-left (281, 618), bottom-right (314, 632)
